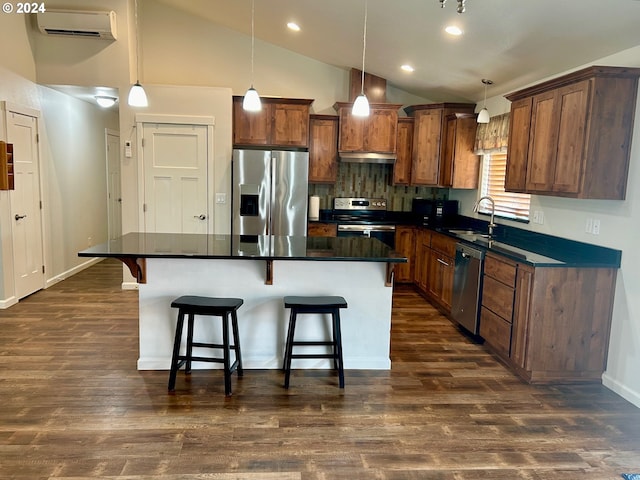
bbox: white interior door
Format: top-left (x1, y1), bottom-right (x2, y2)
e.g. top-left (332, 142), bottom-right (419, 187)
top-left (106, 131), bottom-right (122, 241)
top-left (8, 111), bottom-right (44, 299)
top-left (142, 123), bottom-right (209, 233)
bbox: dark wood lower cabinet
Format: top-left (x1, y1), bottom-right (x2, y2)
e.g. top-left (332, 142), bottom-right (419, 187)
top-left (480, 252), bottom-right (616, 383)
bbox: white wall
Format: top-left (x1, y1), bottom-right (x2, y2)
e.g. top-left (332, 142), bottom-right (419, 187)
top-left (451, 45), bottom-right (640, 407)
top-left (38, 86), bottom-right (119, 278)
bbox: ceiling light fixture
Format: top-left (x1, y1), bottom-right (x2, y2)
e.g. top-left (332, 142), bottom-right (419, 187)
top-left (444, 25), bottom-right (463, 36)
top-left (352, 0), bottom-right (370, 117)
top-left (439, 0), bottom-right (467, 14)
top-left (243, 0), bottom-right (262, 112)
top-left (127, 0), bottom-right (148, 107)
top-left (401, 64), bottom-right (415, 73)
top-left (477, 78), bottom-right (493, 124)
top-left (287, 22), bottom-right (300, 31)
top-left (95, 96), bottom-right (117, 108)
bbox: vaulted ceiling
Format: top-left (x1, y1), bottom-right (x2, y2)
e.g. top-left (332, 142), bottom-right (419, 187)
top-left (155, 0), bottom-right (640, 102)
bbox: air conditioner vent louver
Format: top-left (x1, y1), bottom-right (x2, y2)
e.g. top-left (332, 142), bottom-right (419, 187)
top-left (36, 10), bottom-right (117, 40)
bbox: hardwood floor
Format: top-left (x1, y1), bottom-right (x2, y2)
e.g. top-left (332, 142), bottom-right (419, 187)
top-left (1, 258), bottom-right (639, 479)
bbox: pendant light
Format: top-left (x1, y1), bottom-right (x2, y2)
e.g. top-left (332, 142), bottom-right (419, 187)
top-left (243, 0), bottom-right (262, 112)
top-left (127, 0), bottom-right (148, 107)
top-left (477, 78), bottom-right (492, 124)
top-left (352, 0), bottom-right (370, 117)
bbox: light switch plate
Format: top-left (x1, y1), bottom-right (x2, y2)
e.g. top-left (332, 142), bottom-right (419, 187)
top-left (215, 193), bottom-right (226, 204)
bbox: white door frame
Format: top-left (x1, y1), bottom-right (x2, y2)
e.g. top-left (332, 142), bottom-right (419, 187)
top-left (0, 101), bottom-right (46, 304)
top-left (135, 114), bottom-right (215, 234)
top-left (105, 128), bottom-right (122, 241)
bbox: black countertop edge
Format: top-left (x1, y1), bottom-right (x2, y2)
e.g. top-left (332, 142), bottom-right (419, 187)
top-left (77, 233), bottom-right (407, 264)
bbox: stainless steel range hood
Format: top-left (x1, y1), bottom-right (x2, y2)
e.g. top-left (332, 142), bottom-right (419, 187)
top-left (339, 152), bottom-right (396, 164)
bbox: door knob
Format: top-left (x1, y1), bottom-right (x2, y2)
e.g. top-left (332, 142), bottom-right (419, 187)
top-left (194, 214), bottom-right (206, 220)
top-left (14, 214), bottom-right (27, 221)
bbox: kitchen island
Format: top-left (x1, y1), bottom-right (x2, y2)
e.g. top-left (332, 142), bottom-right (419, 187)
top-left (79, 233), bottom-right (406, 371)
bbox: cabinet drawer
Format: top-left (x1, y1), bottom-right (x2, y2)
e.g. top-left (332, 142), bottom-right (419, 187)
top-left (484, 254), bottom-right (516, 287)
top-left (430, 232), bottom-right (455, 257)
top-left (482, 275), bottom-right (514, 320)
top-left (308, 222), bottom-right (337, 237)
top-left (479, 306), bottom-right (512, 357)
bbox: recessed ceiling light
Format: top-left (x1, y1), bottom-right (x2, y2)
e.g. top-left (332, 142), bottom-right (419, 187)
top-left (287, 22), bottom-right (301, 31)
top-left (445, 25), bottom-right (463, 36)
top-left (401, 65), bottom-right (415, 73)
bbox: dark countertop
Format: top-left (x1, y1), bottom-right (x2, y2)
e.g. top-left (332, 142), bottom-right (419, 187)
top-left (78, 232), bottom-right (407, 263)
top-left (433, 225), bottom-right (621, 268)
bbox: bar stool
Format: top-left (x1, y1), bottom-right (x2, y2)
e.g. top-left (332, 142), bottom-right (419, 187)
top-left (168, 295), bottom-right (244, 396)
top-left (282, 295), bottom-right (348, 389)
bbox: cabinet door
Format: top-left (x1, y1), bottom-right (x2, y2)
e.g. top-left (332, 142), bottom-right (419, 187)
top-left (505, 97), bottom-right (532, 192)
top-left (365, 108), bottom-right (398, 153)
top-left (394, 226), bottom-right (415, 283)
top-left (525, 91), bottom-right (558, 192)
top-left (552, 80), bottom-right (590, 194)
top-left (338, 108), bottom-right (366, 152)
top-left (440, 115), bottom-right (456, 187)
top-left (427, 251), bottom-right (453, 309)
top-left (411, 109), bottom-right (442, 185)
top-left (233, 100), bottom-right (271, 146)
top-left (393, 118), bottom-right (413, 185)
top-left (308, 116), bottom-right (338, 183)
top-left (510, 265), bottom-right (533, 369)
top-left (272, 103), bottom-right (310, 147)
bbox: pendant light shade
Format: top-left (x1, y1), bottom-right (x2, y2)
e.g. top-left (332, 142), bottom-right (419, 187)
top-left (128, 0), bottom-right (148, 108)
top-left (352, 0), bottom-right (370, 117)
top-left (477, 78), bottom-right (492, 124)
top-left (128, 82), bottom-right (148, 108)
top-left (243, 87), bottom-right (261, 112)
top-left (352, 94), bottom-right (370, 117)
top-left (243, 0), bottom-right (262, 112)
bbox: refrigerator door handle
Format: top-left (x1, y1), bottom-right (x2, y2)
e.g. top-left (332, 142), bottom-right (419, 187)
top-left (268, 155), bottom-right (275, 236)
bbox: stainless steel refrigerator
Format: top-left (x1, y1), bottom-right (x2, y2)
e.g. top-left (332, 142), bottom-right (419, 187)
top-left (232, 149), bottom-right (309, 236)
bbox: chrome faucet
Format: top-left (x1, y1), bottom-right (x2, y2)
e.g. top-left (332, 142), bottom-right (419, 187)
top-left (473, 196), bottom-right (496, 237)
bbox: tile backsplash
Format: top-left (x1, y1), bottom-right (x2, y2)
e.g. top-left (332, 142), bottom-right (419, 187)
top-left (308, 163), bottom-right (448, 211)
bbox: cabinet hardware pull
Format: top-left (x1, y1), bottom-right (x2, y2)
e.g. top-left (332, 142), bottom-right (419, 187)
top-left (437, 258), bottom-right (449, 266)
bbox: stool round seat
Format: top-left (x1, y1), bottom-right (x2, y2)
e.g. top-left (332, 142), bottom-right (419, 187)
top-left (282, 295), bottom-right (348, 389)
top-left (168, 295), bottom-right (244, 396)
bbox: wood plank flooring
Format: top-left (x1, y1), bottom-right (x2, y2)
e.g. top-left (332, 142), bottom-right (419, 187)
top-left (1, 258), bottom-right (639, 479)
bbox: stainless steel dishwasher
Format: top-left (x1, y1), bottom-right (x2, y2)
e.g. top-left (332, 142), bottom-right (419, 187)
top-left (451, 243), bottom-right (485, 335)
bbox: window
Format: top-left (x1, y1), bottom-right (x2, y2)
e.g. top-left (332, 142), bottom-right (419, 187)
top-left (478, 153), bottom-right (531, 221)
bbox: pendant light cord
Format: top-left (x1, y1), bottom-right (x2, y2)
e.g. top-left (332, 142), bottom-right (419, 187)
top-left (134, 0), bottom-right (140, 83)
top-left (250, 0), bottom-right (255, 87)
top-left (360, 0), bottom-right (368, 95)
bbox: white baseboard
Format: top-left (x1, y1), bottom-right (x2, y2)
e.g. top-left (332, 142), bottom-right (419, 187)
top-left (602, 372), bottom-right (640, 408)
top-left (0, 296), bottom-right (18, 309)
top-left (45, 257), bottom-right (102, 288)
top-left (122, 282), bottom-right (139, 290)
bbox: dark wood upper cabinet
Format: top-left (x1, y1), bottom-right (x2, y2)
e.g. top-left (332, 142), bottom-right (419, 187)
top-left (404, 103), bottom-right (478, 187)
top-left (505, 65), bottom-right (640, 199)
top-left (233, 96), bottom-right (313, 148)
top-left (333, 102), bottom-right (403, 155)
top-left (392, 117), bottom-right (414, 185)
top-left (308, 114), bottom-right (339, 184)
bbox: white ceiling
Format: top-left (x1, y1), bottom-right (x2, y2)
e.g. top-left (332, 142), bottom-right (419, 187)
top-left (154, 0), bottom-right (640, 102)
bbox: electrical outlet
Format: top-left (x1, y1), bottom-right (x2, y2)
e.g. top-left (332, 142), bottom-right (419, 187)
top-left (215, 193), bottom-right (226, 204)
top-left (585, 218), bottom-right (593, 233)
top-left (87, 236), bottom-right (92, 247)
top-left (592, 219), bottom-right (600, 235)
top-left (537, 211), bottom-right (544, 225)
top-left (533, 211), bottom-right (540, 223)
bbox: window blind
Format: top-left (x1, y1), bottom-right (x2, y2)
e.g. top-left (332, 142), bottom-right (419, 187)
top-left (479, 153), bottom-right (531, 221)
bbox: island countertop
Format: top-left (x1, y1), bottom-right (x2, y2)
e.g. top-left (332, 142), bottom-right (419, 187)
top-left (79, 232), bottom-right (406, 286)
top-left (79, 232), bottom-right (407, 262)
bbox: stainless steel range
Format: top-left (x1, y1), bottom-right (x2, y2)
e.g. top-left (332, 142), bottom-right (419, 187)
top-left (332, 197), bottom-right (396, 247)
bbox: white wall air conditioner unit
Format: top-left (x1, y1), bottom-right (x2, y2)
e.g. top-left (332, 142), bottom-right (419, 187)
top-left (36, 10), bottom-right (117, 40)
